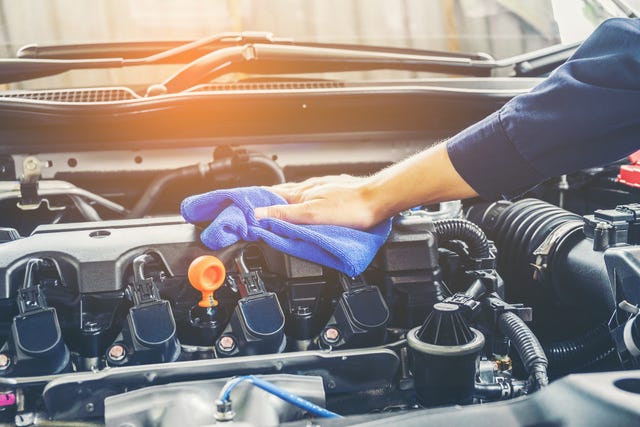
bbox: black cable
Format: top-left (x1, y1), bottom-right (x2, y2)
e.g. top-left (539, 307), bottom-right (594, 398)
top-left (499, 311), bottom-right (549, 390)
top-left (433, 218), bottom-right (490, 258)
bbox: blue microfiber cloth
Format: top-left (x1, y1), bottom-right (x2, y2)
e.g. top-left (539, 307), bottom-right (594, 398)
top-left (180, 186), bottom-right (392, 277)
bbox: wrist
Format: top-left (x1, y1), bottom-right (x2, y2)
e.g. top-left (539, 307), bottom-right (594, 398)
top-left (360, 175), bottom-right (397, 225)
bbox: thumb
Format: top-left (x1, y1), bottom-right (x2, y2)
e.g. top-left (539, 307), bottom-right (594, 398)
top-left (254, 203), bottom-right (312, 224)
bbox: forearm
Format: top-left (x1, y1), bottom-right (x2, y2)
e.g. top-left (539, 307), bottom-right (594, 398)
top-left (447, 18), bottom-right (640, 200)
top-left (363, 142), bottom-right (478, 223)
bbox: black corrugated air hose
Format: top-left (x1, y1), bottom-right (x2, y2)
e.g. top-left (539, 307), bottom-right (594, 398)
top-left (498, 311), bottom-right (549, 390)
top-left (433, 218), bottom-right (490, 259)
top-left (544, 323), bottom-right (616, 374)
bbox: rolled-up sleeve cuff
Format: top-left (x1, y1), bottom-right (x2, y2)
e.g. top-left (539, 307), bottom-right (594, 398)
top-left (446, 111), bottom-right (545, 200)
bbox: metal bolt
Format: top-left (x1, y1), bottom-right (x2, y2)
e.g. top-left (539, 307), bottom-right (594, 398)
top-left (0, 354), bottom-right (10, 370)
top-left (14, 412), bottom-right (35, 427)
top-left (85, 402), bottom-right (95, 413)
top-left (83, 321), bottom-right (100, 332)
top-left (24, 159), bottom-right (38, 171)
top-left (218, 335), bottom-right (236, 352)
top-left (215, 399), bottom-right (235, 422)
top-left (295, 305), bottom-right (311, 316)
top-left (108, 345), bottom-right (127, 362)
top-left (323, 327), bottom-right (341, 343)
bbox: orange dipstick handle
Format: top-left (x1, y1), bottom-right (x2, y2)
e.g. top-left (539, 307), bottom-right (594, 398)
top-left (188, 255), bottom-right (226, 307)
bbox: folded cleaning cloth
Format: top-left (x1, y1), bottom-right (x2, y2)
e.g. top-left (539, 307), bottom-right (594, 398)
top-left (180, 186), bottom-right (392, 277)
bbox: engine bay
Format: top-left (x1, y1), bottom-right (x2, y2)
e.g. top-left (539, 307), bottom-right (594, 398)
top-left (2, 178), bottom-right (640, 425)
top-left (0, 72), bottom-right (639, 426)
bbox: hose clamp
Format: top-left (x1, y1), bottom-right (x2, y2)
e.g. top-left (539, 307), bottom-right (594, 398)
top-left (531, 220), bottom-right (583, 282)
top-left (623, 315), bottom-right (640, 358)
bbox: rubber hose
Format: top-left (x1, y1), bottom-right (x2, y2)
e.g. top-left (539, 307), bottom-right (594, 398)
top-left (127, 154), bottom-right (285, 218)
top-left (246, 154), bottom-right (286, 184)
top-left (474, 383), bottom-right (504, 400)
top-left (433, 218), bottom-right (490, 258)
top-left (499, 311), bottom-right (549, 389)
top-left (544, 323), bottom-right (615, 374)
top-left (127, 163), bottom-right (205, 218)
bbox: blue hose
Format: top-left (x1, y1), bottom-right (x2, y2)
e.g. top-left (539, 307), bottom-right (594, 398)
top-left (218, 375), bottom-right (342, 419)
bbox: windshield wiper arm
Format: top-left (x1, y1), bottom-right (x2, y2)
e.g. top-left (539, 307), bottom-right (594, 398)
top-left (0, 58), bottom-right (126, 84)
top-left (151, 43), bottom-right (497, 94)
top-left (2, 30), bottom-right (583, 87)
top-left (495, 41), bottom-right (582, 77)
top-left (17, 31), bottom-right (492, 63)
top-left (3, 31), bottom-right (496, 85)
top-left (17, 31), bottom-right (290, 63)
top-left (0, 32), bottom-right (286, 84)
top-left (151, 39), bottom-right (588, 94)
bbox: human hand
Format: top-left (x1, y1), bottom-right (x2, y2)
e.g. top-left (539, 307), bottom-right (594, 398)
top-left (254, 174), bottom-right (386, 230)
top-left (253, 143), bottom-right (478, 229)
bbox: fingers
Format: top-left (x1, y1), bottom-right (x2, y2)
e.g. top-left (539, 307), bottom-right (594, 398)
top-left (256, 174), bottom-right (372, 227)
top-left (255, 203), bottom-right (319, 224)
top-left (268, 174), bottom-right (358, 202)
top-left (267, 186), bottom-right (295, 202)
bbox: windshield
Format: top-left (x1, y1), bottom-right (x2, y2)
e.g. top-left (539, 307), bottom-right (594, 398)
top-left (0, 0), bottom-right (629, 89)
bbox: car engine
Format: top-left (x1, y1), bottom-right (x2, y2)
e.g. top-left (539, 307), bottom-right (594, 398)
top-left (0, 76), bottom-right (639, 426)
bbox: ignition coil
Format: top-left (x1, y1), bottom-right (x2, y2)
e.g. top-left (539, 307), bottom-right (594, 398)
top-left (106, 254), bottom-right (180, 366)
top-left (2, 258), bottom-right (70, 376)
top-left (215, 249), bottom-right (286, 357)
top-left (318, 274), bottom-right (389, 350)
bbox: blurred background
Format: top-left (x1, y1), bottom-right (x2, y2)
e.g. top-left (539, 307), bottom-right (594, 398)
top-left (0, 0), bottom-right (630, 88)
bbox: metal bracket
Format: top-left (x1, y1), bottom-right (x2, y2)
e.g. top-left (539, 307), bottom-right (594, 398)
top-left (16, 156), bottom-right (64, 211)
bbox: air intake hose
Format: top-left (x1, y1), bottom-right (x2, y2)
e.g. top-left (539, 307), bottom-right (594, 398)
top-left (467, 199), bottom-right (615, 332)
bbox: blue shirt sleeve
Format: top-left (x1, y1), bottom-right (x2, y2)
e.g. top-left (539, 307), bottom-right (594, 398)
top-left (447, 17), bottom-right (640, 200)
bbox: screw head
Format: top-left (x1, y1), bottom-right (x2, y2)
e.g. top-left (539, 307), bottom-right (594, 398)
top-left (0, 354), bottom-right (10, 370)
top-left (218, 335), bottom-right (236, 352)
top-left (323, 327), bottom-right (341, 343)
top-left (107, 345), bottom-right (127, 362)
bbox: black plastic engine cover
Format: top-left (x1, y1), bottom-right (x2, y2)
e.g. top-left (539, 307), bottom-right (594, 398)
top-left (0, 217), bottom-right (212, 297)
